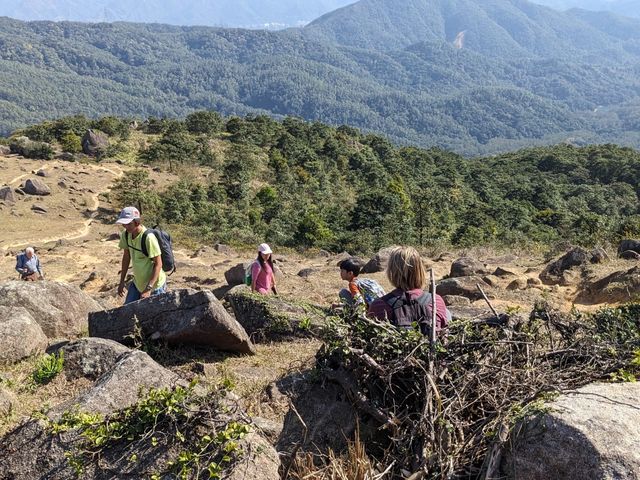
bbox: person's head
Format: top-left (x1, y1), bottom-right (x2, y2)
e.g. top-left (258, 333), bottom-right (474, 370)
top-left (25, 246), bottom-right (34, 259)
top-left (257, 243), bottom-right (273, 265)
top-left (386, 246), bottom-right (426, 291)
top-left (339, 258), bottom-right (361, 281)
top-left (115, 206), bottom-right (141, 233)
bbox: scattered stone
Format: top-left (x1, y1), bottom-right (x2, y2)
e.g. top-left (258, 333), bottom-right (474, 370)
top-left (89, 289), bottom-right (255, 354)
top-left (214, 243), bottom-right (232, 254)
top-left (506, 277), bottom-right (528, 291)
top-left (61, 337), bottom-right (130, 380)
top-left (13, 188), bottom-right (25, 196)
top-left (620, 250), bottom-right (640, 260)
top-left (0, 281), bottom-right (101, 338)
top-left (493, 266), bottom-right (519, 277)
top-left (482, 274), bottom-right (500, 287)
top-left (527, 277), bottom-right (542, 286)
top-left (0, 145), bottom-right (10, 155)
top-left (540, 247), bottom-right (605, 284)
top-left (0, 185), bottom-right (15, 204)
top-left (450, 257), bottom-right (488, 278)
top-left (297, 268), bottom-right (319, 278)
top-left (22, 178), bottom-right (51, 196)
top-left (318, 249), bottom-right (331, 257)
top-left (106, 232), bottom-right (120, 241)
top-left (503, 382), bottom-right (640, 480)
top-left (0, 306), bottom-right (48, 364)
top-left (57, 152), bottom-right (75, 161)
top-left (57, 180), bottom-right (68, 188)
top-left (331, 251), bottom-right (353, 266)
top-left (81, 129), bottom-right (109, 156)
top-left (590, 247), bottom-right (608, 264)
top-left (362, 246), bottom-right (396, 274)
top-left (30, 204), bottom-right (47, 213)
top-left (442, 295), bottom-right (472, 306)
top-left (35, 169), bottom-right (48, 177)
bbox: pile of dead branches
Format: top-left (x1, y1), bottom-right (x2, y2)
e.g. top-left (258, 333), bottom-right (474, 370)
top-left (313, 302), bottom-right (640, 479)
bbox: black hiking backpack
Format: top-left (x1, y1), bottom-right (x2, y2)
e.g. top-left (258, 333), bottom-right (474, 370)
top-left (383, 291), bottom-right (447, 336)
top-left (126, 226), bottom-right (176, 275)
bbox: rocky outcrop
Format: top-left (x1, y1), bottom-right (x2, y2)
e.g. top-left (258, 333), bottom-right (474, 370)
top-left (228, 432), bottom-right (281, 480)
top-left (450, 257), bottom-right (488, 278)
top-left (0, 306), bottom-right (48, 364)
top-left (540, 247), bottom-right (605, 285)
top-left (620, 250), bottom-right (640, 260)
top-left (503, 382), bottom-right (640, 479)
top-left (362, 246), bottom-right (396, 274)
top-left (576, 266), bottom-right (640, 304)
top-left (225, 289), bottom-right (326, 340)
top-left (0, 281), bottom-right (101, 338)
top-left (61, 337), bottom-right (130, 380)
top-left (81, 129), bottom-right (109, 156)
top-left (22, 178), bottom-right (51, 196)
top-left (88, 289), bottom-right (255, 354)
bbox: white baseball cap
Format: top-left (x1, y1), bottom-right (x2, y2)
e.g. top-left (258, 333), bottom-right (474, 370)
top-left (258, 243), bottom-right (272, 254)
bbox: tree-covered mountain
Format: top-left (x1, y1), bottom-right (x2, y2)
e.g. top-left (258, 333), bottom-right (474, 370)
top-left (530, 0), bottom-right (640, 18)
top-left (1, 0), bottom-right (640, 155)
top-left (10, 113), bottom-right (639, 252)
top-left (0, 0), bottom-right (356, 28)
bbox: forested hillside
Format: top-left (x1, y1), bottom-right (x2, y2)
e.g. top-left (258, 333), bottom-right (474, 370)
top-left (531, 0), bottom-right (640, 18)
top-left (1, 0), bottom-right (640, 155)
top-left (7, 113), bottom-right (639, 253)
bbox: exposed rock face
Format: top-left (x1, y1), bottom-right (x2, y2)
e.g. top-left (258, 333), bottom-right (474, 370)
top-left (225, 289), bottom-right (325, 340)
top-left (81, 129), bottom-right (109, 156)
top-left (55, 349), bottom-right (181, 416)
top-left (0, 145), bottom-right (10, 155)
top-left (450, 257), bottom-right (488, 278)
top-left (225, 262), bottom-right (252, 286)
top-left (576, 266), bottom-right (640, 304)
top-left (0, 306), bottom-right (48, 364)
top-left (442, 295), bottom-right (471, 306)
top-left (0, 185), bottom-right (15, 204)
top-left (0, 281), bottom-right (101, 338)
top-left (88, 289), bottom-right (255, 354)
top-left (227, 432), bottom-right (281, 480)
top-left (507, 277), bottom-right (529, 291)
top-left (61, 337), bottom-right (130, 380)
top-left (297, 267), bottom-right (319, 278)
top-left (540, 247), bottom-right (604, 284)
top-left (22, 178), bottom-right (51, 196)
top-left (362, 246), bottom-right (396, 274)
top-left (437, 276), bottom-right (488, 300)
top-left (503, 382), bottom-right (640, 480)
top-left (618, 239), bottom-right (640, 256)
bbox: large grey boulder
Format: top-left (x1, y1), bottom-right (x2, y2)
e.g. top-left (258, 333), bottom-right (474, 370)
top-left (503, 382), bottom-right (640, 479)
top-left (225, 262), bottom-right (252, 286)
top-left (618, 239), bottom-right (640, 256)
top-left (0, 185), bottom-right (15, 204)
top-left (0, 306), bottom-right (48, 364)
top-left (61, 337), bottom-right (131, 380)
top-left (228, 432), bottom-right (281, 480)
top-left (450, 257), bottom-right (488, 278)
top-left (437, 276), bottom-right (489, 300)
top-left (89, 289), bottom-right (255, 354)
top-left (22, 178), bottom-right (51, 196)
top-left (0, 281), bottom-right (101, 338)
top-left (81, 129), bottom-right (109, 156)
top-left (362, 246), bottom-right (396, 274)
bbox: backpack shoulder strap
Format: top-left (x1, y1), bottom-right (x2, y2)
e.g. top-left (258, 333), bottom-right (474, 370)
top-left (416, 292), bottom-right (433, 306)
top-left (140, 230), bottom-right (150, 258)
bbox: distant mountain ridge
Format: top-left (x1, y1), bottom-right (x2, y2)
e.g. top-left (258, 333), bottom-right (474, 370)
top-left (1, 0), bottom-right (640, 155)
top-left (0, 0), bottom-right (356, 28)
top-left (530, 0), bottom-right (640, 18)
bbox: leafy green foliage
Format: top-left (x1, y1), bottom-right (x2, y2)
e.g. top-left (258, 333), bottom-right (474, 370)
top-left (32, 351), bottom-right (64, 385)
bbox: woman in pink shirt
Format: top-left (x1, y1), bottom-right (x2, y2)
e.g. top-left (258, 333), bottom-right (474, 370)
top-left (251, 243), bottom-right (278, 295)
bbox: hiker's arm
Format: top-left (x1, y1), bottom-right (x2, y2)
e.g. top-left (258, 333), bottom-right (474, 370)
top-left (141, 256), bottom-right (162, 299)
top-left (251, 262), bottom-right (259, 292)
top-left (118, 250), bottom-right (131, 297)
top-left (15, 256), bottom-right (24, 274)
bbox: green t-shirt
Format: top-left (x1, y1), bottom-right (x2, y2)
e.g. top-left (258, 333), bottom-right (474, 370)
top-left (118, 226), bottom-right (167, 292)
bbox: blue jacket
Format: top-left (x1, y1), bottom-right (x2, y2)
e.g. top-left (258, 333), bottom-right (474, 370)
top-left (15, 252), bottom-right (42, 276)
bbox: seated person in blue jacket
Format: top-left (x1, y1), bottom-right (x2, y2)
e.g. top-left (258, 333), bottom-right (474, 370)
top-left (15, 246), bottom-right (44, 281)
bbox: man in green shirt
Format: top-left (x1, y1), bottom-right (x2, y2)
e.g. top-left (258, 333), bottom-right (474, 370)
top-left (116, 206), bottom-right (167, 304)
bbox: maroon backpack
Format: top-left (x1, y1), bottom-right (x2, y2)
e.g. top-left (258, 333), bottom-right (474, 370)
top-left (383, 291), bottom-right (448, 336)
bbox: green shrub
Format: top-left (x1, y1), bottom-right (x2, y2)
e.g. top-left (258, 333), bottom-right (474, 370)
top-left (32, 351), bottom-right (64, 385)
